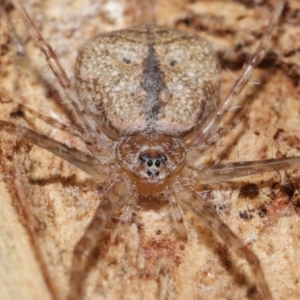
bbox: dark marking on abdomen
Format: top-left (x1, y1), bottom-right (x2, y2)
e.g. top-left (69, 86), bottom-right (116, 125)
top-left (141, 42), bottom-right (166, 129)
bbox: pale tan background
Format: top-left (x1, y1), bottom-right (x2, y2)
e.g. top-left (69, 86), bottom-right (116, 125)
top-left (0, 0), bottom-right (300, 299)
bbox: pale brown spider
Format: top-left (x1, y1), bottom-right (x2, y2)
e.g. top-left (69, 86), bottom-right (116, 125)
top-left (1, 0), bottom-right (300, 299)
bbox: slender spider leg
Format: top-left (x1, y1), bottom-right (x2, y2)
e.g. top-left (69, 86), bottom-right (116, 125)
top-left (195, 156), bottom-right (300, 184)
top-left (10, 0), bottom-right (101, 139)
top-left (111, 190), bottom-right (138, 243)
top-left (69, 182), bottom-right (128, 300)
top-left (0, 120), bottom-right (111, 178)
top-left (179, 194), bottom-right (272, 300)
top-left (168, 190), bottom-right (188, 240)
top-left (184, 0), bottom-right (286, 148)
top-left (17, 104), bottom-right (99, 147)
top-left (189, 104), bottom-right (248, 160)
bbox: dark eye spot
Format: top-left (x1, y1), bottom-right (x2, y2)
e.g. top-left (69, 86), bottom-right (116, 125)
top-left (130, 92), bottom-right (135, 97)
top-left (147, 170), bottom-right (152, 176)
top-left (155, 160), bottom-right (160, 167)
top-left (147, 160), bottom-right (153, 167)
top-left (170, 60), bottom-right (178, 67)
top-left (140, 154), bottom-right (147, 163)
top-left (123, 57), bottom-right (131, 64)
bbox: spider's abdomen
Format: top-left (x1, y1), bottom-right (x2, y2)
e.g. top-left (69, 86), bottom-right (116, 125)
top-left (76, 26), bottom-right (220, 140)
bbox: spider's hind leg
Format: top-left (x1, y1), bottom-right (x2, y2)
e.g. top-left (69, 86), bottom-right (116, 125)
top-left (179, 192), bottom-right (272, 300)
top-left (69, 181), bottom-right (129, 300)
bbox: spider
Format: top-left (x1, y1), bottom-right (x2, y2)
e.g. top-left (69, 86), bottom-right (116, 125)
top-left (1, 0), bottom-right (300, 299)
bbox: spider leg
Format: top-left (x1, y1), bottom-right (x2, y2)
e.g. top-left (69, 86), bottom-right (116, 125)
top-left (10, 0), bottom-right (102, 139)
top-left (0, 120), bottom-right (110, 178)
top-left (179, 194), bottom-right (272, 300)
top-left (17, 104), bottom-right (111, 149)
top-left (111, 191), bottom-right (138, 243)
top-left (69, 182), bottom-right (127, 300)
top-left (169, 190), bottom-right (188, 240)
top-left (184, 0), bottom-right (286, 149)
top-left (196, 156), bottom-right (300, 184)
top-left (188, 104), bottom-right (248, 161)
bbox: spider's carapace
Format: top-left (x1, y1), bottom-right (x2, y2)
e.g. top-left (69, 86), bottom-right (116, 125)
top-left (116, 132), bottom-right (186, 198)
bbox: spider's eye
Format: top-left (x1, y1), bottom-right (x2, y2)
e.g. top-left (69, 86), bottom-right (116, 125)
top-left (140, 153), bottom-right (149, 163)
top-left (139, 153), bottom-right (168, 178)
top-left (160, 155), bottom-right (167, 163)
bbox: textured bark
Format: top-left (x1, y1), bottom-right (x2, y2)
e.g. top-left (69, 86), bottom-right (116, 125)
top-left (0, 0), bottom-right (300, 299)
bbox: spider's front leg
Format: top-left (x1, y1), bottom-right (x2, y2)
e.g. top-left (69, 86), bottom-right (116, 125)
top-left (0, 120), bottom-right (110, 178)
top-left (16, 104), bottom-right (97, 146)
top-left (198, 156), bottom-right (300, 184)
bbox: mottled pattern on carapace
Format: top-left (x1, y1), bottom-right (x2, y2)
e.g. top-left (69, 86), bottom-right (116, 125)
top-left (76, 26), bottom-right (220, 139)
